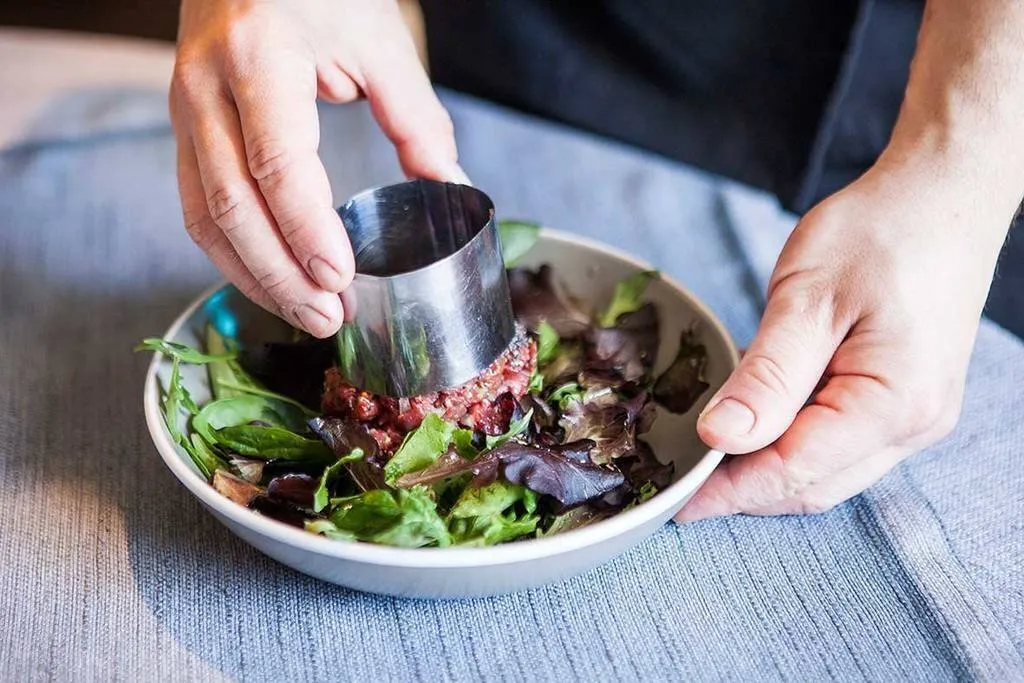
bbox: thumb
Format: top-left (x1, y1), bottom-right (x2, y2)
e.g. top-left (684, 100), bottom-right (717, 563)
top-left (361, 33), bottom-right (470, 184)
top-left (698, 283), bottom-right (842, 454)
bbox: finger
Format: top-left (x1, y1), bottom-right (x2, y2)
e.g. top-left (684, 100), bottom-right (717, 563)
top-left (189, 91), bottom-right (343, 337)
top-left (678, 373), bottom-right (893, 522)
top-left (228, 50), bottom-right (355, 293)
top-left (697, 277), bottom-right (845, 454)
top-left (176, 135), bottom-right (280, 316)
top-left (361, 28), bottom-right (469, 183)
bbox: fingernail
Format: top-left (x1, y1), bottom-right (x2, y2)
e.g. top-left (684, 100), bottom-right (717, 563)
top-left (699, 398), bottom-right (756, 437)
top-left (294, 304), bottom-right (334, 338)
top-left (308, 256), bottom-right (346, 292)
top-left (445, 162), bottom-right (473, 186)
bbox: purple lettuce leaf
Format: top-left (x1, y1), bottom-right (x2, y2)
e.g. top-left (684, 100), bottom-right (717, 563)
top-left (652, 328), bottom-right (710, 414)
top-left (308, 416), bottom-right (387, 492)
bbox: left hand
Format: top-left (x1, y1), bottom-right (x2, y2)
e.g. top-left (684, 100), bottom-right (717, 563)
top-left (677, 153), bottom-right (1008, 520)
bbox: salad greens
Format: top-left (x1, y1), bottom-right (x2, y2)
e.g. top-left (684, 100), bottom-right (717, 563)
top-left (140, 220), bottom-right (711, 548)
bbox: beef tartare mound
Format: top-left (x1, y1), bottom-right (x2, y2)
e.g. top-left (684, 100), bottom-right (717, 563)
top-left (322, 332), bottom-right (538, 452)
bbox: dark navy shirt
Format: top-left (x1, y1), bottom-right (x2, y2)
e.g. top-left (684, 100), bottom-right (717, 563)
top-left (420, 0), bottom-right (924, 212)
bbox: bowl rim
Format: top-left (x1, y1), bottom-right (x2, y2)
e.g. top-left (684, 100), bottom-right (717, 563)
top-left (143, 227), bottom-right (738, 568)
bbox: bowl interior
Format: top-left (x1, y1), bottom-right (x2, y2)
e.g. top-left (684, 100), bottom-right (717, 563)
top-left (148, 229), bottom-right (738, 561)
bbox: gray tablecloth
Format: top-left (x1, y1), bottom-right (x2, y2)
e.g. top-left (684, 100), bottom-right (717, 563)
top-left (1, 88), bottom-right (1022, 682)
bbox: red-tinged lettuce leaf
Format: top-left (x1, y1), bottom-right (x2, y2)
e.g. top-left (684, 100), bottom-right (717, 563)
top-left (266, 473), bottom-right (318, 509)
top-left (491, 442), bottom-right (625, 507)
top-left (542, 340), bottom-right (585, 385)
top-left (541, 505), bottom-right (611, 536)
top-left (653, 328), bottom-right (710, 414)
top-left (597, 270), bottom-right (660, 327)
top-left (508, 266), bottom-right (591, 338)
top-left (249, 494), bottom-right (309, 528)
top-left (382, 413), bottom-right (455, 484)
top-left (558, 391), bottom-right (653, 464)
top-left (308, 416), bottom-right (387, 492)
top-left (621, 439), bottom-right (674, 491)
top-left (586, 303), bottom-right (660, 383)
top-left (213, 469), bottom-right (263, 506)
top-left (393, 448), bottom-right (476, 489)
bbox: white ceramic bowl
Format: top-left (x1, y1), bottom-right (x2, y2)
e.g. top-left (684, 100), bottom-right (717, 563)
top-left (143, 229), bottom-right (739, 598)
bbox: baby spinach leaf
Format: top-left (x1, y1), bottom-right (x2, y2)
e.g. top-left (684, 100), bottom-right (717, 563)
top-left (214, 425), bottom-right (333, 461)
top-left (193, 394), bottom-right (311, 444)
top-left (598, 270), bottom-right (659, 327)
top-left (383, 413), bottom-right (455, 484)
top-left (136, 338), bottom-right (236, 364)
top-left (497, 220), bottom-right (541, 267)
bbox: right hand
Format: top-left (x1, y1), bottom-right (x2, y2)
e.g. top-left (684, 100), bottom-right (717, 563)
top-left (170, 0), bottom-right (467, 337)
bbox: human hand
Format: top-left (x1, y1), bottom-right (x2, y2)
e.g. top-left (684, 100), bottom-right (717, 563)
top-left (170, 0), bottom-right (466, 337)
top-left (677, 155), bottom-right (1010, 520)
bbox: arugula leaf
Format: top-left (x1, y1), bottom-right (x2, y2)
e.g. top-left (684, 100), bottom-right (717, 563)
top-left (497, 220), bottom-right (541, 267)
top-left (449, 480), bottom-right (526, 519)
top-left (383, 413), bottom-right (455, 484)
top-left (189, 433), bottom-right (226, 479)
top-left (136, 338), bottom-right (236, 364)
top-left (484, 408), bottom-right (533, 450)
top-left (204, 324), bottom-right (263, 401)
top-left (163, 358), bottom-right (186, 443)
top-left (598, 270), bottom-right (659, 327)
top-left (535, 321), bottom-right (559, 365)
top-left (313, 448), bottom-right (364, 513)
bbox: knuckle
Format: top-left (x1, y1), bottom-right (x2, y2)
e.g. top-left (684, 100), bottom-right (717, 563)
top-left (255, 268), bottom-right (299, 303)
top-left (246, 137), bottom-right (295, 184)
top-left (894, 386), bottom-right (961, 444)
top-left (170, 61), bottom-right (206, 111)
top-left (742, 353), bottom-right (792, 398)
top-left (205, 183), bottom-right (251, 233)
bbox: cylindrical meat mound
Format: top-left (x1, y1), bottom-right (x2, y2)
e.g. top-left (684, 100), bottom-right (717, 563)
top-left (322, 333), bottom-right (538, 452)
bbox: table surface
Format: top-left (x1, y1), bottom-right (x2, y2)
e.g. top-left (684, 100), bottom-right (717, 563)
top-left (1, 29), bottom-right (1022, 683)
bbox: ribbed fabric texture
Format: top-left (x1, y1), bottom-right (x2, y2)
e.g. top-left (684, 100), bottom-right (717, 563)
top-left (0, 90), bottom-right (1021, 682)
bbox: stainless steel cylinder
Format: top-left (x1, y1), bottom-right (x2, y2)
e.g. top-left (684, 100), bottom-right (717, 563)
top-left (335, 179), bottom-right (516, 397)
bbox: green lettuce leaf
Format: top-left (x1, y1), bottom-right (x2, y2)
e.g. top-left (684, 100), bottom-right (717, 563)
top-left (384, 413), bottom-right (456, 484)
top-left (497, 220), bottom-right (541, 267)
top-left (329, 486), bottom-right (451, 548)
top-left (535, 320), bottom-right (560, 365)
top-left (484, 408), bottom-right (533, 450)
top-left (598, 270), bottom-right (660, 327)
top-left (313, 447), bottom-right (365, 513)
top-left (449, 480), bottom-right (527, 519)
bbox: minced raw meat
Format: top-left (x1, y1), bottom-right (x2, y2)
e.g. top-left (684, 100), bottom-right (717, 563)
top-left (322, 332), bottom-right (537, 452)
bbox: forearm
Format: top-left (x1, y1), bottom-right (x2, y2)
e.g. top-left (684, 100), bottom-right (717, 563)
top-left (880, 0), bottom-right (1024, 234)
